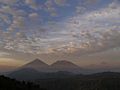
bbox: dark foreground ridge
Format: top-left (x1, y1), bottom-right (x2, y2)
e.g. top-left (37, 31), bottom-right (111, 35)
top-left (1, 72), bottom-right (120, 90)
top-left (36, 72), bottom-right (120, 90)
top-left (0, 75), bottom-right (46, 90)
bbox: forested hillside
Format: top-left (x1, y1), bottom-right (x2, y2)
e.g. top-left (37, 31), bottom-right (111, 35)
top-left (0, 75), bottom-right (46, 90)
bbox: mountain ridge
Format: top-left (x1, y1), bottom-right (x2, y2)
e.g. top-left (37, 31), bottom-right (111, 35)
top-left (19, 58), bottom-right (82, 72)
top-left (21, 59), bottom-right (49, 72)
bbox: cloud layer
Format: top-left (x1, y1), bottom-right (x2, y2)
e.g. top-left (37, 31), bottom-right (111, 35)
top-left (0, 0), bottom-right (120, 57)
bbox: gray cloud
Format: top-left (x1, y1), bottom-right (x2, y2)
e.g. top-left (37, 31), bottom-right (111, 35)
top-left (54, 0), bottom-right (68, 6)
top-left (0, 0), bottom-right (120, 56)
top-left (0, 0), bottom-right (17, 5)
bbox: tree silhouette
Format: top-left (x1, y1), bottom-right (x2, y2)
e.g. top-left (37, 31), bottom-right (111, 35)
top-left (0, 75), bottom-right (46, 90)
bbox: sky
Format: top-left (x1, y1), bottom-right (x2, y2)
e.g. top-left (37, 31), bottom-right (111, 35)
top-left (0, 0), bottom-right (120, 71)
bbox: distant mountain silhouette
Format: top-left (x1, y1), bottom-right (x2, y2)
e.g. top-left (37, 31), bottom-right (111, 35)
top-left (7, 59), bottom-right (87, 80)
top-left (8, 68), bottom-right (74, 81)
top-left (50, 60), bottom-right (82, 72)
top-left (18, 59), bottom-right (83, 73)
top-left (21, 59), bottom-right (49, 72)
top-left (51, 60), bottom-right (79, 68)
top-left (8, 68), bottom-right (41, 80)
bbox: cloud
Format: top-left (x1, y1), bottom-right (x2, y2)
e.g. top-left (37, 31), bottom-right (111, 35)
top-left (75, 6), bottom-right (86, 14)
top-left (85, 2), bottom-right (120, 20)
top-left (0, 0), bottom-right (120, 56)
top-left (0, 52), bottom-right (10, 57)
top-left (84, 0), bottom-right (99, 4)
top-left (59, 1), bottom-right (120, 54)
top-left (54, 0), bottom-right (68, 6)
top-left (0, 13), bottom-right (11, 24)
top-left (0, 0), bottom-right (17, 5)
top-left (29, 12), bottom-right (39, 21)
top-left (44, 0), bottom-right (58, 16)
top-left (0, 4), bottom-right (28, 31)
top-left (25, 0), bottom-right (38, 9)
top-left (11, 16), bottom-right (25, 28)
top-left (29, 13), bottom-right (38, 18)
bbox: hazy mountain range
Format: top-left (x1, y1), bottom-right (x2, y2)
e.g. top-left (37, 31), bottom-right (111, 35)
top-left (17, 58), bottom-right (83, 72)
top-left (7, 59), bottom-right (82, 80)
top-left (1, 58), bottom-right (120, 90)
top-left (5, 58), bottom-right (120, 81)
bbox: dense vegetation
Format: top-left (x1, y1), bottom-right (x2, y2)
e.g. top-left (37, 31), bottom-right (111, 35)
top-left (0, 75), bottom-right (46, 90)
top-left (36, 72), bottom-right (120, 90)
